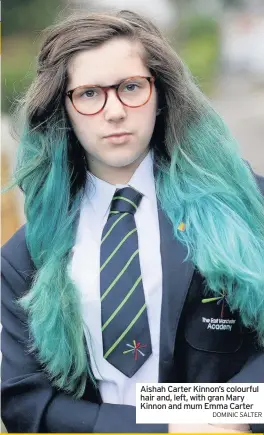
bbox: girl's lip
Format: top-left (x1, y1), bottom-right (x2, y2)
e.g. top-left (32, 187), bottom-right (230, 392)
top-left (105, 134), bottom-right (132, 144)
top-left (105, 132), bottom-right (131, 138)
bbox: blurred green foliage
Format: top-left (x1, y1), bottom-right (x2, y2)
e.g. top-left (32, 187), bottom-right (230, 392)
top-left (183, 15), bottom-right (219, 39)
top-left (2, 0), bottom-right (62, 113)
top-left (169, 15), bottom-right (220, 94)
top-left (180, 16), bottom-right (220, 93)
top-left (3, 0), bottom-right (63, 37)
top-left (2, 37), bottom-right (38, 113)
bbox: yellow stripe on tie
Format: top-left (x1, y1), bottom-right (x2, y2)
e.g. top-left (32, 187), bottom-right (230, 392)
top-left (202, 296), bottom-right (222, 303)
top-left (102, 276), bottom-right (142, 331)
top-left (101, 249), bottom-right (139, 301)
top-left (100, 228), bottom-right (137, 272)
top-left (104, 304), bottom-right (146, 359)
top-left (178, 222), bottom-right (186, 231)
top-left (101, 212), bottom-right (128, 244)
top-left (113, 196), bottom-right (137, 210)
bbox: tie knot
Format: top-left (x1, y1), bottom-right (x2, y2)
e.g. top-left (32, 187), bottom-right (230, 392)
top-left (110, 187), bottom-right (143, 215)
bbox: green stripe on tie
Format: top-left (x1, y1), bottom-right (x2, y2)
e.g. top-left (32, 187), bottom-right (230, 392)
top-left (100, 228), bottom-right (137, 272)
top-left (103, 303), bottom-right (147, 359)
top-left (101, 213), bottom-right (128, 244)
top-left (102, 276), bottom-right (142, 331)
top-left (113, 196), bottom-right (137, 210)
top-left (101, 249), bottom-right (139, 301)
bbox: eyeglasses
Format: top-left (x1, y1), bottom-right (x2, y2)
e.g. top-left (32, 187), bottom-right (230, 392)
top-left (65, 75), bottom-right (155, 115)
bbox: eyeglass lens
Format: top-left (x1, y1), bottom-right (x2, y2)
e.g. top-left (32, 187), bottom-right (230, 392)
top-left (72, 77), bottom-right (151, 115)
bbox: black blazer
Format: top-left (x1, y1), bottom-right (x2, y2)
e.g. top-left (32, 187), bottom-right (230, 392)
top-left (2, 172), bottom-right (264, 433)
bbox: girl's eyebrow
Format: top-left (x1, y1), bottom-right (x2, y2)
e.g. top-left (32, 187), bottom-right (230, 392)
top-left (81, 77), bottom-right (130, 87)
top-left (68, 75), bottom-right (142, 91)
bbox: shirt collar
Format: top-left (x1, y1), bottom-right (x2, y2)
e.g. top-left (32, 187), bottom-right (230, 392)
top-left (85, 149), bottom-right (156, 222)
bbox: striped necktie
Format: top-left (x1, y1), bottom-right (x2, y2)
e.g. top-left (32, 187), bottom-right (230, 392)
top-left (100, 186), bottom-right (152, 376)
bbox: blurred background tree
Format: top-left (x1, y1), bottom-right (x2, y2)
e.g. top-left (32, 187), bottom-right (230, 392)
top-left (220, 0), bottom-right (245, 7)
top-left (2, 0), bottom-right (63, 113)
top-left (3, 0), bottom-right (61, 36)
top-left (1, 0), bottom-right (63, 248)
top-left (167, 0), bottom-right (221, 94)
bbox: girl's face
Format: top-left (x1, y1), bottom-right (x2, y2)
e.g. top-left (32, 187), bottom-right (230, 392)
top-left (65, 37), bottom-right (158, 182)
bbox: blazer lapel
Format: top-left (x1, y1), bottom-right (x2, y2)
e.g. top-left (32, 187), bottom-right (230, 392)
top-left (157, 204), bottom-right (194, 381)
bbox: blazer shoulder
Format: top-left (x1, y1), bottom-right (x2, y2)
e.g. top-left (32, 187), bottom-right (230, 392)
top-left (2, 224), bottom-right (27, 262)
top-left (254, 172), bottom-right (264, 196)
top-left (1, 224), bottom-right (35, 289)
top-left (244, 160), bottom-right (264, 195)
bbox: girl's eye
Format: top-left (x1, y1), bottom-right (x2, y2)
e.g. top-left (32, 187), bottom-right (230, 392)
top-left (125, 83), bottom-right (139, 91)
top-left (82, 89), bottom-right (96, 98)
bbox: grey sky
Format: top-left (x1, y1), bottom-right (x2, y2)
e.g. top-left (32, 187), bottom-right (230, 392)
top-left (86, 0), bottom-right (177, 28)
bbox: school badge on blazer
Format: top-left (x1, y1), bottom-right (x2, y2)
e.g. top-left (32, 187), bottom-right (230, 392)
top-left (184, 290), bottom-right (244, 354)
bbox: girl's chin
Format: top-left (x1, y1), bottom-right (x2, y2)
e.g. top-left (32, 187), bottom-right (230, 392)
top-left (105, 148), bottom-right (148, 168)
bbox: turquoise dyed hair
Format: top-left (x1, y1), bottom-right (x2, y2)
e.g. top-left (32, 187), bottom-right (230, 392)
top-left (4, 10), bottom-right (264, 398)
top-left (12, 124), bottom-right (95, 396)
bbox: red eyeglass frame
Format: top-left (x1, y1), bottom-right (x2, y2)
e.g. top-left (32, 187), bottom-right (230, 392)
top-left (65, 75), bottom-right (156, 115)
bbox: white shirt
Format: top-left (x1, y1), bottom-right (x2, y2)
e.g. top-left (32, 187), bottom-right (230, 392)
top-left (69, 151), bottom-right (163, 405)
